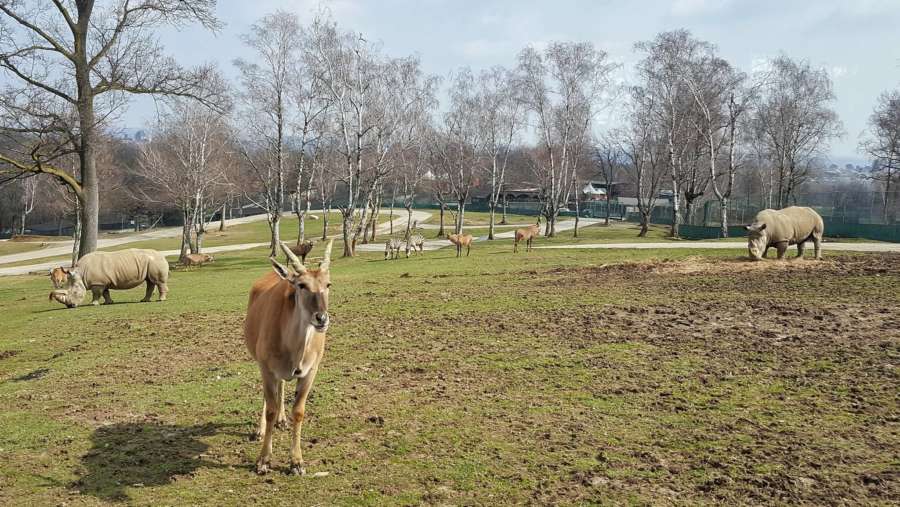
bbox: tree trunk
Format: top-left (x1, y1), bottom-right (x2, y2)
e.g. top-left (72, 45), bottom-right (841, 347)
top-left (341, 213), bottom-right (353, 257)
top-left (638, 214), bottom-right (649, 237)
top-left (488, 205), bottom-right (496, 240)
top-left (719, 197), bottom-right (729, 238)
top-left (437, 204), bottom-right (446, 237)
top-left (573, 191), bottom-right (580, 238)
top-left (405, 206), bottom-right (413, 239)
top-left (219, 200), bottom-right (227, 232)
top-left (269, 211), bottom-right (281, 257)
top-left (70, 200), bottom-right (81, 267)
top-left (180, 209), bottom-right (191, 261)
top-left (604, 197), bottom-right (611, 226)
top-left (322, 201), bottom-right (329, 240)
top-left (501, 196), bottom-right (508, 225)
top-left (458, 203), bottom-right (466, 234)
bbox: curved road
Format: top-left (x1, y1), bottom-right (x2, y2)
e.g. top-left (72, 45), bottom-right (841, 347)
top-left (0, 211), bottom-right (431, 277)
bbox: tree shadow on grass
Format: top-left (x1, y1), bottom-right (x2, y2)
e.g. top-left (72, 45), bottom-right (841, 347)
top-left (73, 422), bottom-right (242, 502)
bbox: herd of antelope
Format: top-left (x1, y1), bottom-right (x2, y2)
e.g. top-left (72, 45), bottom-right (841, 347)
top-left (42, 214), bottom-right (551, 476)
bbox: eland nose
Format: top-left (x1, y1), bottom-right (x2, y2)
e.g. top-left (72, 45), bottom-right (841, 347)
top-left (314, 312), bottom-right (328, 326)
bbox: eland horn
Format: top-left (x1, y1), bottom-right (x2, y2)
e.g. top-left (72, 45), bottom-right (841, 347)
top-left (279, 241), bottom-right (307, 274)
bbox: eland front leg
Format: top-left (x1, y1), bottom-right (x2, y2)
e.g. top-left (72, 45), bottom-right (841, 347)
top-left (289, 366), bottom-right (319, 476)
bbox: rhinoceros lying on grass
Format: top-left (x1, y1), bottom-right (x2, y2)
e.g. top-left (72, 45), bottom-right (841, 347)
top-left (744, 206), bottom-right (824, 261)
top-left (50, 248), bottom-right (169, 307)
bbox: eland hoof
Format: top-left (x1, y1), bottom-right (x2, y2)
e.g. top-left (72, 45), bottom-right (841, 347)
top-left (289, 462), bottom-right (306, 476)
top-left (256, 460), bottom-right (271, 475)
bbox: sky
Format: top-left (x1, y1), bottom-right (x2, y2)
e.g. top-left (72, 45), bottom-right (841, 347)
top-left (128, 0), bottom-right (900, 164)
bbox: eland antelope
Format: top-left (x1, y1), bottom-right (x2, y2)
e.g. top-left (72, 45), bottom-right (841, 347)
top-left (243, 240), bottom-right (334, 475)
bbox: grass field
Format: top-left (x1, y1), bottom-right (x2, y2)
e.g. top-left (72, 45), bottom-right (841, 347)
top-left (1, 224), bottom-right (898, 505)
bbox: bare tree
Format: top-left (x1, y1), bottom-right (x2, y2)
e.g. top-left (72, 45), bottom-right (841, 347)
top-left (290, 40), bottom-right (330, 243)
top-left (475, 66), bottom-right (523, 239)
top-left (859, 89), bottom-right (900, 223)
top-left (309, 19), bottom-right (430, 256)
top-left (234, 11), bottom-right (302, 257)
top-left (517, 41), bottom-right (615, 236)
top-left (0, 1), bottom-right (222, 258)
top-left (620, 89), bottom-right (667, 237)
top-left (137, 100), bottom-right (230, 260)
top-left (635, 30), bottom-right (712, 238)
top-left (431, 69), bottom-right (483, 234)
top-left (682, 46), bottom-right (752, 236)
top-left (751, 55), bottom-right (843, 208)
top-left (595, 134), bottom-right (625, 225)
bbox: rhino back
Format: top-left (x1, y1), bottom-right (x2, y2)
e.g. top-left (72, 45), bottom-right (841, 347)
top-left (77, 249), bottom-right (165, 289)
top-left (756, 207), bottom-right (823, 244)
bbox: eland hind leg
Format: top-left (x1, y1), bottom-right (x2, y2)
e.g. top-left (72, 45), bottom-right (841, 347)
top-left (255, 372), bottom-right (280, 474)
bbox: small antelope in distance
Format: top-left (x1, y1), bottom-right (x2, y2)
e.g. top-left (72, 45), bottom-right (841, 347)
top-left (514, 217), bottom-right (542, 253)
top-left (447, 233), bottom-right (473, 257)
top-left (182, 253), bottom-right (214, 267)
top-left (243, 240), bottom-right (334, 476)
top-left (289, 239), bottom-right (315, 264)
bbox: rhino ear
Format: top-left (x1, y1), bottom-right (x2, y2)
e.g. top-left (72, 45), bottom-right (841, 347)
top-left (743, 225), bottom-right (752, 231)
top-left (757, 223), bottom-right (767, 231)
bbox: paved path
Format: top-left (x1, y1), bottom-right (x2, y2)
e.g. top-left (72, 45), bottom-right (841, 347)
top-left (0, 213), bottom-right (271, 266)
top-left (0, 211), bottom-right (430, 277)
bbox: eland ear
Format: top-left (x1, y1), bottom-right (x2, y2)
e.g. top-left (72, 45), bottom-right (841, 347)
top-left (269, 257), bottom-right (292, 280)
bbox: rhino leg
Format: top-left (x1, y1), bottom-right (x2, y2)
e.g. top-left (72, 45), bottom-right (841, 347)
top-left (157, 282), bottom-right (168, 301)
top-left (142, 281), bottom-right (155, 302)
top-left (102, 288), bottom-right (113, 304)
top-left (796, 241), bottom-right (805, 259)
top-left (775, 242), bottom-right (788, 260)
top-left (90, 286), bottom-right (103, 306)
top-left (813, 234), bottom-right (822, 260)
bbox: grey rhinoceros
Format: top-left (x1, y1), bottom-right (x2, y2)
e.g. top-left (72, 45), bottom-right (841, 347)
top-left (744, 206), bottom-right (824, 261)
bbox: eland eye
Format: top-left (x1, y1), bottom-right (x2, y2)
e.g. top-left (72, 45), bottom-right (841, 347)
top-left (296, 282), bottom-right (308, 291)
top-left (326, 283), bottom-right (332, 289)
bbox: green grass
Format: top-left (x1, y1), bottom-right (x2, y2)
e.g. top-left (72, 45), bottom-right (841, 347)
top-left (1, 214), bottom-right (898, 504)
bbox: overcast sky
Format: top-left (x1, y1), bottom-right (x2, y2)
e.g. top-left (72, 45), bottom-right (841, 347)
top-left (131, 0), bottom-right (900, 164)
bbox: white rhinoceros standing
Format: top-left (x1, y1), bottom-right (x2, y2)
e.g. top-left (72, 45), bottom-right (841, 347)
top-left (70, 248), bottom-right (170, 306)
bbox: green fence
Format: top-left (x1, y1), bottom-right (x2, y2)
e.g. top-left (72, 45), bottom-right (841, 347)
top-left (680, 221), bottom-right (900, 242)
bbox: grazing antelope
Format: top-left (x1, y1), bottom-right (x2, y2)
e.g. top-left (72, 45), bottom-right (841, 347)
top-left (405, 233), bottom-right (425, 257)
top-left (49, 267), bottom-right (68, 288)
top-left (182, 253), bottom-right (214, 267)
top-left (289, 240), bottom-right (315, 264)
top-left (243, 240), bottom-right (334, 476)
top-left (384, 237), bottom-right (403, 260)
top-left (447, 233), bottom-right (473, 257)
top-left (514, 218), bottom-right (542, 253)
